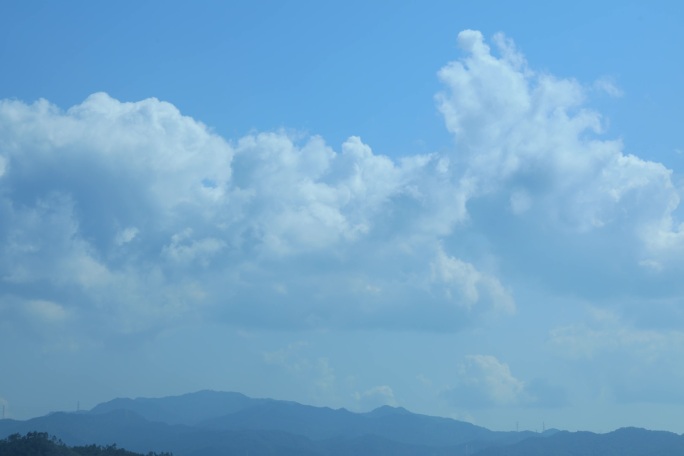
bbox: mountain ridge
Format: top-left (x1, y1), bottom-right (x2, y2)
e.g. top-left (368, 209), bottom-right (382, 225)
top-left (2, 391), bottom-right (682, 456)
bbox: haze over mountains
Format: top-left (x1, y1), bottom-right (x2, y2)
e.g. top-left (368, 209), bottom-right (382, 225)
top-left (1, 391), bottom-right (683, 456)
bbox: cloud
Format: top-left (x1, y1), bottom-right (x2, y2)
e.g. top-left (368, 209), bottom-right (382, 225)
top-left (593, 77), bottom-right (624, 98)
top-left (25, 299), bottom-right (69, 323)
top-left (453, 355), bottom-right (525, 407)
top-left (353, 385), bottom-right (398, 410)
top-left (437, 30), bottom-right (681, 250)
top-left (433, 29), bottom-right (684, 316)
top-left (0, 91), bottom-right (511, 339)
top-left (262, 341), bottom-right (312, 373)
top-left (443, 355), bottom-right (566, 409)
top-left (114, 227), bottom-right (138, 246)
top-left (431, 248), bottom-right (514, 314)
top-left (549, 307), bottom-right (684, 405)
top-left (1, 29), bottom-right (683, 346)
top-left (262, 341), bottom-right (339, 405)
top-left (549, 307), bottom-right (684, 360)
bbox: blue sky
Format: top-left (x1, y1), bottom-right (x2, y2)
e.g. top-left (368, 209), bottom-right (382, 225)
top-left (1, 1), bottom-right (684, 433)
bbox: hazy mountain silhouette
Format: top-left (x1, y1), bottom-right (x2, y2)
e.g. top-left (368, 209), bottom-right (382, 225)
top-left (89, 390), bottom-right (270, 425)
top-left (87, 390), bottom-right (514, 446)
top-left (474, 426), bottom-right (684, 456)
top-left (2, 391), bottom-right (683, 456)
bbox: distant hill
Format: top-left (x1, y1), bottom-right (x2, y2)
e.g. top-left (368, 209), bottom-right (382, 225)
top-left (89, 390), bottom-right (270, 426)
top-left (475, 427), bottom-right (684, 456)
top-left (87, 390), bottom-right (516, 447)
top-left (1, 391), bottom-right (683, 456)
top-left (93, 390), bottom-right (526, 447)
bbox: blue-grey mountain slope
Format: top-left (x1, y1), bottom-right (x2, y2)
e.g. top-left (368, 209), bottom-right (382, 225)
top-left (2, 391), bottom-right (683, 456)
top-left (89, 390), bottom-right (268, 425)
top-left (473, 427), bottom-right (684, 456)
top-left (93, 390), bottom-right (527, 447)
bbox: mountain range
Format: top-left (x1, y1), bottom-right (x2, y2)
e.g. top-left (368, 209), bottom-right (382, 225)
top-left (1, 391), bottom-right (682, 456)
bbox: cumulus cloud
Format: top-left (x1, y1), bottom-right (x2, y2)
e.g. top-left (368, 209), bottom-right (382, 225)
top-left (431, 248), bottom-right (514, 314)
top-left (0, 91), bottom-right (510, 339)
top-left (1, 29), bottom-right (683, 345)
top-left (443, 355), bottom-right (566, 409)
top-left (451, 355), bottom-right (525, 407)
top-left (437, 29), bottom-right (681, 250)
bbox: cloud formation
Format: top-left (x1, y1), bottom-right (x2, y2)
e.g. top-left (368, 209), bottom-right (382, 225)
top-left (438, 31), bottom-right (680, 247)
top-left (1, 30), bottom-right (682, 348)
top-left (443, 355), bottom-right (566, 409)
top-left (0, 94), bottom-right (507, 338)
top-left (549, 306), bottom-right (684, 405)
top-left (353, 385), bottom-right (399, 410)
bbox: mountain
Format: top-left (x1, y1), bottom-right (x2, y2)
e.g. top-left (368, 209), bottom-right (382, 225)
top-left (95, 390), bottom-right (525, 447)
top-left (89, 390), bottom-right (270, 425)
top-left (87, 390), bottom-right (501, 446)
top-left (474, 427), bottom-right (684, 456)
top-left (0, 391), bottom-right (530, 455)
top-left (2, 391), bottom-right (683, 456)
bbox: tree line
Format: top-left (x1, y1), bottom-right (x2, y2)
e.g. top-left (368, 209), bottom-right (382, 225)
top-left (0, 432), bottom-right (172, 456)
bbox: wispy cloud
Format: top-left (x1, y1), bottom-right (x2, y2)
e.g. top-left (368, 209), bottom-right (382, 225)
top-left (443, 355), bottom-right (566, 409)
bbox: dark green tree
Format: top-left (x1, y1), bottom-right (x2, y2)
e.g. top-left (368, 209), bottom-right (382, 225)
top-left (0, 433), bottom-right (172, 456)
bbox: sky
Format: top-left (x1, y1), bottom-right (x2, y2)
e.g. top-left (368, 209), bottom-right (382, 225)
top-left (1, 0), bottom-right (684, 434)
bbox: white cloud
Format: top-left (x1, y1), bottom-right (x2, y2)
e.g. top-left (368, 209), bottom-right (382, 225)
top-left (548, 307), bottom-right (684, 404)
top-left (161, 229), bottom-right (226, 266)
top-left (509, 189), bottom-right (532, 214)
top-left (430, 248), bottom-right (514, 314)
top-left (114, 227), bottom-right (138, 246)
top-left (353, 385), bottom-right (398, 410)
top-left (549, 307), bottom-right (684, 361)
top-left (593, 77), bottom-right (624, 98)
top-left (458, 355), bottom-right (525, 406)
top-left (444, 355), bottom-right (566, 409)
top-left (25, 299), bottom-right (69, 323)
top-left (0, 91), bottom-right (507, 337)
top-left (437, 29), bottom-right (682, 252)
top-left (1, 29), bottom-right (683, 346)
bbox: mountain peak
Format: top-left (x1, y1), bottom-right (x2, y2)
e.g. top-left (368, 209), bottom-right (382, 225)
top-left (365, 404), bottom-right (412, 417)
